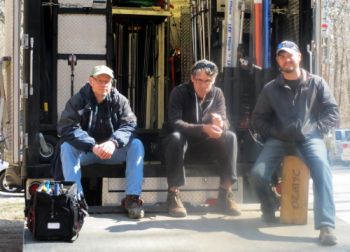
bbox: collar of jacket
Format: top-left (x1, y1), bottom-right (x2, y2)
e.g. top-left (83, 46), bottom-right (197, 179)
top-left (275, 68), bottom-right (311, 88)
top-left (79, 83), bottom-right (116, 134)
top-left (80, 83), bottom-right (118, 106)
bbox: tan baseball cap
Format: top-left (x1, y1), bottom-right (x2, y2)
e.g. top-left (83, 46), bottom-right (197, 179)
top-left (90, 65), bottom-right (114, 78)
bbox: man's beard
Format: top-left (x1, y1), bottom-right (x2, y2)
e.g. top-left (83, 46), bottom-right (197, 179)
top-left (280, 66), bottom-right (295, 73)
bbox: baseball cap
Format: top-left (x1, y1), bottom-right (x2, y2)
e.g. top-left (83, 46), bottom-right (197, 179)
top-left (276, 41), bottom-right (300, 55)
top-left (90, 65), bottom-right (114, 78)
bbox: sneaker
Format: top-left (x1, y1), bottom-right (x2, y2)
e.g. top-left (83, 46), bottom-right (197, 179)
top-left (121, 195), bottom-right (145, 219)
top-left (167, 190), bottom-right (187, 217)
top-left (216, 188), bottom-right (241, 216)
top-left (319, 226), bottom-right (337, 246)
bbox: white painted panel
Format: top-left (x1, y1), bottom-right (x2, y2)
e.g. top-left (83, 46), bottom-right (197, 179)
top-left (58, 14), bottom-right (106, 54)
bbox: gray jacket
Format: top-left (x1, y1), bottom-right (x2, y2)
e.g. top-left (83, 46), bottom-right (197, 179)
top-left (252, 69), bottom-right (339, 142)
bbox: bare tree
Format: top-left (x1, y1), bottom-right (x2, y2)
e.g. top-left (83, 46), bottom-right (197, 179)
top-left (323, 0), bottom-right (350, 127)
top-left (0, 0), bottom-right (4, 24)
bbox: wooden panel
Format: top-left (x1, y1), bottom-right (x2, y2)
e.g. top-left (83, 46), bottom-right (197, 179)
top-left (157, 22), bottom-right (165, 129)
top-left (280, 156), bottom-right (310, 225)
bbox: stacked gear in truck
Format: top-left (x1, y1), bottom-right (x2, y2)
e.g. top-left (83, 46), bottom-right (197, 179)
top-left (1, 0), bottom-right (322, 211)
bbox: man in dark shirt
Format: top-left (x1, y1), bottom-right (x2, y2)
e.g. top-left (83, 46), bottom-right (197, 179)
top-left (58, 65), bottom-right (145, 219)
top-left (251, 41), bottom-right (339, 246)
top-left (162, 59), bottom-right (241, 218)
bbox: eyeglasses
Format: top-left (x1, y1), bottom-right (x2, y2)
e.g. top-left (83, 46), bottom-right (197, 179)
top-left (93, 77), bottom-right (112, 85)
top-left (193, 78), bottom-right (214, 85)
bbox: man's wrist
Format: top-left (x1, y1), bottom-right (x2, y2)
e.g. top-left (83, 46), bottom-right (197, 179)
top-left (109, 139), bottom-right (119, 148)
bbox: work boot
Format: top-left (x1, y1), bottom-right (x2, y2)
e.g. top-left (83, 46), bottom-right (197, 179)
top-left (167, 190), bottom-right (187, 217)
top-left (121, 195), bottom-right (145, 219)
top-left (216, 188), bottom-right (241, 216)
top-left (319, 226), bottom-right (337, 246)
top-left (261, 211), bottom-right (278, 224)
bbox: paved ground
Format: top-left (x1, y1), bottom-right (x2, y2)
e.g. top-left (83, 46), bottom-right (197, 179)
top-left (22, 164), bottom-right (350, 252)
top-left (23, 210), bottom-right (350, 252)
top-left (332, 166), bottom-right (350, 224)
top-left (0, 191), bottom-right (24, 252)
top-left (1, 164), bottom-right (348, 252)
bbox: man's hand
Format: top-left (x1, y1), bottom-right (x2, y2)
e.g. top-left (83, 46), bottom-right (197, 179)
top-left (211, 113), bottom-right (224, 129)
top-left (202, 124), bottom-right (223, 139)
top-left (92, 140), bottom-right (116, 159)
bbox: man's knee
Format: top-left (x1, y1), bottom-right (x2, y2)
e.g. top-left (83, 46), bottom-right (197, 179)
top-left (128, 138), bottom-right (145, 157)
top-left (165, 132), bottom-right (185, 149)
top-left (222, 130), bottom-right (237, 145)
top-left (61, 142), bottom-right (79, 157)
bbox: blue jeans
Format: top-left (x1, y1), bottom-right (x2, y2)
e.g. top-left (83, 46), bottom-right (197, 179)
top-left (250, 137), bottom-right (335, 229)
top-left (61, 138), bottom-right (144, 196)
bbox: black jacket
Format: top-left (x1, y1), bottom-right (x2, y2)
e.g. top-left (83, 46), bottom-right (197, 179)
top-left (52, 83), bottom-right (137, 179)
top-left (252, 69), bottom-right (339, 142)
top-left (162, 82), bottom-right (230, 138)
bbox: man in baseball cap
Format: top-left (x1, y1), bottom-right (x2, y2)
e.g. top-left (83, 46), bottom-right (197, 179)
top-left (56, 64), bottom-right (145, 219)
top-left (251, 40), bottom-right (339, 246)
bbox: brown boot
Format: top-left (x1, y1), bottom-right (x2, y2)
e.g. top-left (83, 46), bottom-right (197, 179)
top-left (121, 195), bottom-right (145, 219)
top-left (167, 190), bottom-right (187, 217)
top-left (216, 188), bottom-right (241, 216)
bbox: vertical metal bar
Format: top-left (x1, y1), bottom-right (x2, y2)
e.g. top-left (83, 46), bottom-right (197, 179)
top-left (12, 0), bottom-right (21, 164)
top-left (128, 30), bottom-right (132, 103)
top-left (224, 0), bottom-right (234, 67)
top-left (312, 0), bottom-right (321, 75)
top-left (207, 0), bottom-right (211, 60)
top-left (29, 37), bottom-right (34, 96)
top-left (201, 1), bottom-right (206, 59)
top-left (307, 43), bottom-right (313, 74)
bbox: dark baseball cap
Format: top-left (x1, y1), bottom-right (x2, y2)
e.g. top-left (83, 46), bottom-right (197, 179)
top-left (276, 40), bottom-right (300, 55)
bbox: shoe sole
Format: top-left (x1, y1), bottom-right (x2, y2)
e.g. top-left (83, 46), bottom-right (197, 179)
top-left (214, 204), bottom-right (241, 216)
top-left (320, 236), bottom-right (337, 246)
top-left (128, 209), bottom-right (145, 219)
top-left (169, 211), bottom-right (187, 218)
top-left (225, 210), bottom-right (242, 216)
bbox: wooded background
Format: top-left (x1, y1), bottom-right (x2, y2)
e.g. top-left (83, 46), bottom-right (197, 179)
top-left (321, 0), bottom-right (350, 128)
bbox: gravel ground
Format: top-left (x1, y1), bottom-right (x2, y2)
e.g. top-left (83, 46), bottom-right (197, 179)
top-left (0, 192), bottom-right (25, 252)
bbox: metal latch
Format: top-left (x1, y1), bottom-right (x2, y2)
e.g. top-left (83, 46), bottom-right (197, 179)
top-left (21, 34), bottom-right (29, 50)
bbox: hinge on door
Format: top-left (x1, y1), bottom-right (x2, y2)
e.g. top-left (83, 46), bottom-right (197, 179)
top-left (24, 133), bottom-right (28, 149)
top-left (21, 34), bottom-right (29, 49)
top-left (21, 82), bottom-right (28, 99)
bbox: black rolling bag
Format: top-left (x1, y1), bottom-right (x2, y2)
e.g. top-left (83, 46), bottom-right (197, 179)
top-left (27, 181), bottom-right (86, 241)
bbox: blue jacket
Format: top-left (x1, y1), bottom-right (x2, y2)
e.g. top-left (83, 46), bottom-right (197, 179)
top-left (252, 69), bottom-right (339, 142)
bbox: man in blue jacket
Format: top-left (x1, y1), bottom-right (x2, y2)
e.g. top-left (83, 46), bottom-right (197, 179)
top-left (58, 65), bottom-right (145, 219)
top-left (162, 59), bottom-right (241, 218)
top-left (251, 41), bottom-right (339, 246)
